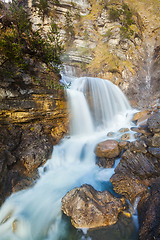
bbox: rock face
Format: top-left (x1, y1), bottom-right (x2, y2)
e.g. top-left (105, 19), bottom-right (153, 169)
top-left (61, 184), bottom-right (125, 228)
top-left (110, 150), bottom-right (159, 203)
top-left (13, 125), bottom-right (53, 172)
top-left (110, 112), bottom-right (160, 240)
top-left (22, 0), bottom-right (160, 110)
top-left (138, 179), bottom-right (160, 240)
top-left (0, 61), bottom-right (69, 205)
top-left (94, 140), bottom-right (120, 159)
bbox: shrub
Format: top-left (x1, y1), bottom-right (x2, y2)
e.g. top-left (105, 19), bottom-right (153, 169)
top-left (108, 8), bottom-right (120, 21)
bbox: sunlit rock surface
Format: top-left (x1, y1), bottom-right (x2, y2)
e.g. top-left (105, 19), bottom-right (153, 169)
top-left (61, 184), bottom-right (125, 228)
top-left (94, 140), bottom-right (120, 159)
top-left (0, 60), bottom-right (69, 205)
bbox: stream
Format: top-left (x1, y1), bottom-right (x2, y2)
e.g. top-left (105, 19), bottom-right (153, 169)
top-left (0, 76), bottom-right (138, 240)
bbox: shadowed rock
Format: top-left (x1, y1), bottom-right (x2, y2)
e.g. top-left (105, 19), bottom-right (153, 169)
top-left (110, 150), bottom-right (160, 203)
top-left (138, 178), bottom-right (160, 240)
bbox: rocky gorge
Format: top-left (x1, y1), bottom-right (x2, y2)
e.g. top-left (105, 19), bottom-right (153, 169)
top-left (0, 0), bottom-right (160, 239)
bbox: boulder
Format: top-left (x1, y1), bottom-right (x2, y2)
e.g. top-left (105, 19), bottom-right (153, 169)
top-left (118, 128), bottom-right (129, 133)
top-left (148, 147), bottom-right (160, 159)
top-left (120, 133), bottom-right (130, 141)
top-left (131, 126), bottom-right (152, 136)
top-left (96, 157), bottom-right (115, 168)
top-left (129, 140), bottom-right (147, 153)
top-left (147, 112), bottom-right (160, 133)
top-left (132, 110), bottom-right (151, 122)
top-left (146, 133), bottom-right (160, 148)
top-left (118, 141), bottom-right (129, 151)
top-left (94, 140), bottom-right (120, 158)
top-left (61, 184), bottom-right (125, 228)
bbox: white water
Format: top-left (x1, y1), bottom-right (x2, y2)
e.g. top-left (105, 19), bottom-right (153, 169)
top-left (0, 76), bottom-right (137, 240)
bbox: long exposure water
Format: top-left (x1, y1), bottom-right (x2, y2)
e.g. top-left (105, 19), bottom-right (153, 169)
top-left (0, 76), bottom-right (138, 240)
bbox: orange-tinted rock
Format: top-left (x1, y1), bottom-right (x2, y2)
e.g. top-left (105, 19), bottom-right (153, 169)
top-left (61, 184), bottom-right (125, 228)
top-left (132, 110), bottom-right (150, 122)
top-left (94, 140), bottom-right (120, 158)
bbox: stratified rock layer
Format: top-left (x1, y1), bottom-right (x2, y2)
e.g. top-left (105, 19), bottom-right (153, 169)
top-left (0, 62), bottom-right (69, 205)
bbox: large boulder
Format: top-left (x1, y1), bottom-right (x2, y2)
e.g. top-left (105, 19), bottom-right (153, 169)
top-left (61, 184), bottom-right (125, 228)
top-left (94, 140), bottom-right (120, 158)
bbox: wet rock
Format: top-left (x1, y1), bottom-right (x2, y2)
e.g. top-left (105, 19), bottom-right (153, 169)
top-left (107, 131), bottom-right (115, 137)
top-left (132, 110), bottom-right (150, 122)
top-left (131, 126), bottom-right (152, 136)
top-left (148, 147), bottom-right (160, 159)
top-left (118, 141), bottom-right (129, 151)
top-left (110, 150), bottom-right (160, 203)
top-left (129, 140), bottom-right (147, 153)
top-left (138, 179), bottom-right (160, 240)
top-left (119, 128), bottom-right (129, 133)
top-left (61, 184), bottom-right (125, 228)
top-left (120, 133), bottom-right (130, 141)
top-left (146, 133), bottom-right (160, 147)
top-left (94, 140), bottom-right (120, 158)
top-left (96, 157), bottom-right (115, 168)
top-left (147, 112), bottom-right (160, 133)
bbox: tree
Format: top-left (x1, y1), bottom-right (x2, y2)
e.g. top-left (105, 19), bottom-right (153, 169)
top-left (0, 0), bottom-right (63, 76)
top-left (36, 0), bottom-right (50, 22)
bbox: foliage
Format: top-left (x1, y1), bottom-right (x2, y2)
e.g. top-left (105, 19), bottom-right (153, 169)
top-left (64, 11), bottom-right (75, 43)
top-left (108, 3), bottom-right (135, 39)
top-left (103, 29), bottom-right (113, 38)
top-left (0, 0), bottom-right (63, 77)
top-left (35, 0), bottom-right (60, 22)
top-left (36, 0), bottom-right (49, 22)
top-left (74, 8), bottom-right (81, 22)
top-left (108, 7), bottom-right (120, 21)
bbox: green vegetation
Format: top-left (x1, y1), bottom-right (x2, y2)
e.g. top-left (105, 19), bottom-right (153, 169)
top-left (108, 7), bottom-right (120, 21)
top-left (0, 0), bottom-right (63, 77)
top-left (108, 3), bottom-right (135, 39)
top-left (64, 11), bottom-right (75, 44)
top-left (102, 29), bottom-right (113, 38)
top-left (36, 0), bottom-right (50, 22)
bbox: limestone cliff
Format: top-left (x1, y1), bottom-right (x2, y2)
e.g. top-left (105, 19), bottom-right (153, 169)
top-left (26, 0), bottom-right (160, 109)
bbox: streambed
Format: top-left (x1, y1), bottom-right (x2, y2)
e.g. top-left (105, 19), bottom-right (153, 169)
top-left (0, 76), bottom-right (138, 240)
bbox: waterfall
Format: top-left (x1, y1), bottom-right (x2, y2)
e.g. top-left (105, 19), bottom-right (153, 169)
top-left (0, 77), bottom-right (137, 240)
top-left (68, 77), bottom-right (131, 131)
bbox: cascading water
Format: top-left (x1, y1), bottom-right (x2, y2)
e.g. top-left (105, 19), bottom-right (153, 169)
top-left (0, 76), bottom-right (138, 240)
